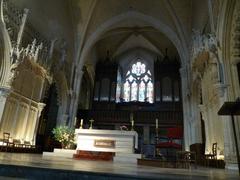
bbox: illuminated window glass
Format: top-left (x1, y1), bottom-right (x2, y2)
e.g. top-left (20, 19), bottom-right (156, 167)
top-left (139, 81), bottom-right (145, 102)
top-left (123, 81), bottom-right (130, 101)
top-left (122, 61), bottom-right (153, 103)
top-left (131, 81), bottom-right (138, 101)
top-left (147, 81), bottom-right (154, 103)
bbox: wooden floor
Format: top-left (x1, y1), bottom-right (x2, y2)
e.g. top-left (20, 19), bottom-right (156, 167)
top-left (0, 152), bottom-right (238, 179)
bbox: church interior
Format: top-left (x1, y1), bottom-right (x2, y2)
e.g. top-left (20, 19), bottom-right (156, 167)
top-left (0, 0), bottom-right (240, 179)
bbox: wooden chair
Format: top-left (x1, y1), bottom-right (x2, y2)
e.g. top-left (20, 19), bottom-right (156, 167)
top-left (205, 143), bottom-right (217, 159)
top-left (205, 143), bottom-right (218, 167)
top-left (13, 139), bottom-right (23, 147)
top-left (24, 141), bottom-right (35, 148)
top-left (176, 151), bottom-right (197, 168)
top-left (0, 132), bottom-right (13, 152)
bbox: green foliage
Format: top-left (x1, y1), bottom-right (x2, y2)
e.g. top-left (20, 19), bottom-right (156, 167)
top-left (52, 126), bottom-right (75, 148)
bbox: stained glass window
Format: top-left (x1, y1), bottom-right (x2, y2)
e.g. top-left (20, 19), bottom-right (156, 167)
top-left (121, 61), bottom-right (154, 103)
top-left (139, 81), bottom-right (145, 102)
top-left (131, 81), bottom-right (138, 101)
top-left (123, 81), bottom-right (130, 101)
top-left (147, 81), bottom-right (153, 103)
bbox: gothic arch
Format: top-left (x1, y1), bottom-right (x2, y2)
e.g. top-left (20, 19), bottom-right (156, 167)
top-left (217, 0), bottom-right (238, 91)
top-left (77, 11), bottom-right (188, 72)
top-left (0, 0), bottom-right (12, 87)
top-left (216, 0), bottom-right (240, 167)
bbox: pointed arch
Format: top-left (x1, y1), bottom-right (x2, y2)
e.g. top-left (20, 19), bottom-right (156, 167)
top-left (0, 1), bottom-right (12, 87)
top-left (77, 11), bottom-right (187, 71)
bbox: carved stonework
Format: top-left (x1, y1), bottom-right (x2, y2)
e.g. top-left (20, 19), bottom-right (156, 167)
top-left (37, 102), bottom-right (46, 115)
top-left (192, 30), bottom-right (218, 62)
top-left (214, 83), bottom-right (228, 98)
top-left (0, 86), bottom-right (10, 99)
top-left (16, 56), bottom-right (47, 79)
top-left (230, 1), bottom-right (240, 65)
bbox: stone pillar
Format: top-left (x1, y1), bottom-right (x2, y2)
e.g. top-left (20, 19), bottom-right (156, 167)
top-left (218, 63), bottom-right (239, 169)
top-left (32, 103), bottom-right (45, 145)
top-left (224, 116), bottom-right (238, 170)
top-left (68, 69), bottom-right (83, 128)
top-left (143, 125), bottom-right (150, 144)
top-left (0, 87), bottom-right (10, 123)
top-left (180, 67), bottom-right (191, 151)
top-left (57, 114), bottom-right (68, 126)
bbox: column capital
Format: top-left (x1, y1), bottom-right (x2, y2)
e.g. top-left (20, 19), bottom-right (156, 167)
top-left (179, 67), bottom-right (188, 78)
top-left (37, 102), bottom-right (46, 112)
top-left (0, 86), bottom-right (11, 98)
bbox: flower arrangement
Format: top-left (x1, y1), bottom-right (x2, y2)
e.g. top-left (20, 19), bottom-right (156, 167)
top-left (52, 126), bottom-right (75, 149)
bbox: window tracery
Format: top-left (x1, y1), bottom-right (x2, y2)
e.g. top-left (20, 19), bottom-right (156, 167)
top-left (122, 61), bottom-right (153, 103)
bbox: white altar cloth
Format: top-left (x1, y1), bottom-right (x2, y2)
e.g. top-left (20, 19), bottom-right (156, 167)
top-left (75, 129), bottom-right (138, 153)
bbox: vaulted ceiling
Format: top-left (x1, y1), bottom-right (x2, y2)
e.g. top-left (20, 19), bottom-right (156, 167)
top-left (12, 0), bottom-right (215, 70)
top-left (68, 0), bottom-right (213, 67)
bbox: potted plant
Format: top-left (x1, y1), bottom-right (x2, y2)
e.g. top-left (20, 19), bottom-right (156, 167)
top-left (52, 126), bottom-right (75, 149)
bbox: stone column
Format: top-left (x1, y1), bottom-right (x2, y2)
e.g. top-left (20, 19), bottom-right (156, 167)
top-left (180, 67), bottom-right (191, 151)
top-left (32, 103), bottom-right (45, 145)
top-left (10, 100), bottom-right (20, 136)
top-left (0, 87), bottom-right (10, 123)
top-left (68, 69), bottom-right (83, 128)
top-left (57, 114), bottom-right (68, 126)
top-left (223, 64), bottom-right (239, 170)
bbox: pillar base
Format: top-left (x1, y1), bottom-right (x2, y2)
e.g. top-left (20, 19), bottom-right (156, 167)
top-left (225, 162), bottom-right (239, 171)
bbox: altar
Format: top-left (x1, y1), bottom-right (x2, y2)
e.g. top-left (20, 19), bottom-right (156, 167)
top-left (75, 129), bottom-right (138, 153)
top-left (74, 129), bottom-right (140, 161)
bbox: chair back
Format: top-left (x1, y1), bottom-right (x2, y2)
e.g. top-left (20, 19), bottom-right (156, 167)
top-left (3, 132), bottom-right (10, 142)
top-left (212, 143), bottom-right (217, 156)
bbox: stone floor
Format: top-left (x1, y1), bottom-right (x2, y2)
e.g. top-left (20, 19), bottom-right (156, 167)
top-left (0, 152), bottom-right (238, 179)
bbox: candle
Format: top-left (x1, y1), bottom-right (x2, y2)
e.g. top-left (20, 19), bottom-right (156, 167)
top-left (131, 120), bottom-right (134, 126)
top-left (130, 113), bottom-right (133, 121)
top-left (156, 118), bottom-right (158, 129)
top-left (74, 117), bottom-right (77, 126)
top-left (80, 119), bottom-right (83, 127)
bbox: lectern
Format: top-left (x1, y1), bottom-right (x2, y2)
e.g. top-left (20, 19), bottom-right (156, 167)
top-left (218, 100), bottom-right (240, 175)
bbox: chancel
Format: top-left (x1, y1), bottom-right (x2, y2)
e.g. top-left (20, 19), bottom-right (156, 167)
top-left (0, 0), bottom-right (239, 179)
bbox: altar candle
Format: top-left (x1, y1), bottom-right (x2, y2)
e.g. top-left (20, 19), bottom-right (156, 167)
top-left (156, 118), bottom-right (158, 129)
top-left (80, 119), bottom-right (83, 126)
top-left (131, 120), bottom-right (134, 126)
top-left (74, 117), bottom-right (77, 126)
top-left (130, 113), bottom-right (133, 121)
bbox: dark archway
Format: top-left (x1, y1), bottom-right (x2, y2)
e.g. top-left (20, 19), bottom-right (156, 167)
top-left (36, 83), bottom-right (59, 151)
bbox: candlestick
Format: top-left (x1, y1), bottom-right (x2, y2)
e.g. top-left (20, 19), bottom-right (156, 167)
top-left (89, 119), bottom-right (94, 129)
top-left (131, 120), bottom-right (134, 131)
top-left (74, 117), bottom-right (77, 126)
top-left (80, 119), bottom-right (83, 129)
top-left (130, 113), bottom-right (133, 121)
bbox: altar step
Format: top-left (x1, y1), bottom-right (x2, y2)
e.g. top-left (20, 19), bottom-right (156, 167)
top-left (73, 150), bottom-right (114, 161)
top-left (114, 153), bottom-right (142, 163)
top-left (137, 158), bottom-right (176, 168)
top-left (43, 149), bottom-right (76, 158)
